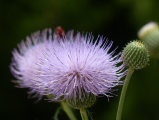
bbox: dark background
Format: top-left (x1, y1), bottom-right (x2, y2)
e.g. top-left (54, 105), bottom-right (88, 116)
top-left (1, 0), bottom-right (159, 120)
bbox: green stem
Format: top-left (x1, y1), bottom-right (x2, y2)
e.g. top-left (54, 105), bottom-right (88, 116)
top-left (116, 67), bottom-right (134, 120)
top-left (80, 108), bottom-right (88, 120)
top-left (61, 101), bottom-right (77, 120)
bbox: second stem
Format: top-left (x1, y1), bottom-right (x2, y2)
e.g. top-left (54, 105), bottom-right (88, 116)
top-left (80, 108), bottom-right (88, 120)
top-left (116, 67), bottom-right (134, 120)
top-left (61, 101), bottom-right (77, 120)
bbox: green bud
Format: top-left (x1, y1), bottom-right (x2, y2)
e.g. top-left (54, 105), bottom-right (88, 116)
top-left (66, 89), bottom-right (96, 109)
top-left (138, 22), bottom-right (159, 56)
top-left (122, 41), bottom-right (149, 69)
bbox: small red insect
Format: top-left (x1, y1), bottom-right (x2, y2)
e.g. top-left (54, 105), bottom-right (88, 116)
top-left (55, 26), bottom-right (65, 38)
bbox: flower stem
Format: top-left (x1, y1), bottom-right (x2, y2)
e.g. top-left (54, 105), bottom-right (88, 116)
top-left (116, 67), bottom-right (134, 120)
top-left (80, 108), bottom-right (88, 120)
top-left (61, 101), bottom-right (77, 120)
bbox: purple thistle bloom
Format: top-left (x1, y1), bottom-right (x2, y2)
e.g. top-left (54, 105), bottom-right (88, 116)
top-left (10, 29), bottom-right (125, 102)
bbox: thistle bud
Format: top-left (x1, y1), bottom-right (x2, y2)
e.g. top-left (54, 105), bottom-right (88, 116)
top-left (66, 89), bottom-right (96, 109)
top-left (138, 22), bottom-right (159, 56)
top-left (122, 41), bottom-right (149, 69)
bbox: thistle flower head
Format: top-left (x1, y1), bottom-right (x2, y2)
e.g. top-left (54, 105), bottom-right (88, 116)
top-left (10, 28), bottom-right (125, 108)
top-left (122, 41), bottom-right (149, 70)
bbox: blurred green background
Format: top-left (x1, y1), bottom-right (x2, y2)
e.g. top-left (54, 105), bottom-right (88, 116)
top-left (1, 0), bottom-right (159, 120)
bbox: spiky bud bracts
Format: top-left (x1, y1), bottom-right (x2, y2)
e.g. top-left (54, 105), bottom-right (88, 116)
top-left (66, 89), bottom-right (96, 109)
top-left (122, 41), bottom-right (149, 69)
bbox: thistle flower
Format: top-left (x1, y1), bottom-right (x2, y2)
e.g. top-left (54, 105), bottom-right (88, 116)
top-left (10, 28), bottom-right (125, 108)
